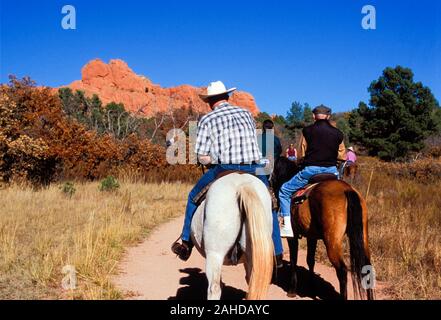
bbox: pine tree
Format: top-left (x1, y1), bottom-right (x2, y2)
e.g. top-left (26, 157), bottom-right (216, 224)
top-left (349, 66), bottom-right (440, 160)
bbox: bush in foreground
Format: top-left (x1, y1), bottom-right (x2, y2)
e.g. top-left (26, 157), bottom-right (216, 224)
top-left (99, 176), bottom-right (120, 192)
top-left (60, 181), bottom-right (76, 198)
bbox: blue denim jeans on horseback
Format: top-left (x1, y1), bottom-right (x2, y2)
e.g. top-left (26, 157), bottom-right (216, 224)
top-left (181, 163), bottom-right (283, 256)
top-left (279, 166), bottom-right (339, 217)
top-left (338, 160), bottom-right (354, 179)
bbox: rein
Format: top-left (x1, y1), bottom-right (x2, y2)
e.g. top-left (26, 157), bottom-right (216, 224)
top-left (199, 163), bottom-right (206, 175)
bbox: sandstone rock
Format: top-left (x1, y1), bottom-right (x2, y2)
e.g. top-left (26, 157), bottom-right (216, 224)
top-left (62, 59), bottom-right (259, 116)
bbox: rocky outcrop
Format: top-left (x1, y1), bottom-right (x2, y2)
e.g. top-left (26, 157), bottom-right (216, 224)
top-left (63, 59), bottom-right (259, 116)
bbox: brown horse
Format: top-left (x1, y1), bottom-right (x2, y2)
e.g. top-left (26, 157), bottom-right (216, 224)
top-left (343, 161), bottom-right (358, 183)
top-left (271, 157), bottom-right (374, 300)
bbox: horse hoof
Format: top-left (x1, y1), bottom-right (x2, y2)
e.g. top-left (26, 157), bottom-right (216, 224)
top-left (287, 292), bottom-right (297, 298)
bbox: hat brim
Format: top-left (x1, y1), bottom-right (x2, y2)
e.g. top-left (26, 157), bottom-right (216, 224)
top-left (313, 110), bottom-right (332, 115)
top-left (199, 88), bottom-right (237, 101)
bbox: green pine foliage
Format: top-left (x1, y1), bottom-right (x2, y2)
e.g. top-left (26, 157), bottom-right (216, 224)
top-left (349, 66), bottom-right (441, 161)
top-left (58, 88), bottom-right (143, 140)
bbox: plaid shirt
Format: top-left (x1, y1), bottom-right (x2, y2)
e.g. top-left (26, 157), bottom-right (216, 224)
top-left (195, 103), bottom-right (262, 164)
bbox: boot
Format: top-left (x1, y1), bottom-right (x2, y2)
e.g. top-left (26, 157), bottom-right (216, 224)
top-left (275, 254), bottom-right (284, 269)
top-left (280, 216), bottom-right (294, 238)
top-left (171, 239), bottom-right (193, 261)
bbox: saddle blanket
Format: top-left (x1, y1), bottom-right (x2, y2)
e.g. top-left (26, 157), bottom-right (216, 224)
top-left (292, 183), bottom-right (319, 205)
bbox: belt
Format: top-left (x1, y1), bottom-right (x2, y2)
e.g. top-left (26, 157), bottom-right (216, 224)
top-left (219, 161), bottom-right (259, 165)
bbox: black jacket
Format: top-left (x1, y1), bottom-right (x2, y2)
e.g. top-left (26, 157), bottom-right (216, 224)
top-left (301, 120), bottom-right (345, 167)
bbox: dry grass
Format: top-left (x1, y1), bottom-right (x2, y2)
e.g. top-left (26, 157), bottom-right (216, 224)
top-left (305, 157), bottom-right (441, 299)
top-left (0, 180), bottom-right (192, 299)
top-left (1, 157), bottom-right (440, 300)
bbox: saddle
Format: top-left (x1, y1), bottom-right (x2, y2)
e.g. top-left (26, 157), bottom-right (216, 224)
top-left (192, 170), bottom-right (246, 205)
top-left (292, 173), bottom-right (338, 205)
top-left (192, 170), bottom-right (278, 210)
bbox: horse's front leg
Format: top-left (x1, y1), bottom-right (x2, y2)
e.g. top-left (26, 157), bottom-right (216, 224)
top-left (287, 236), bottom-right (299, 297)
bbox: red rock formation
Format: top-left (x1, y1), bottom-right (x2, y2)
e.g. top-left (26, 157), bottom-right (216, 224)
top-left (63, 59), bottom-right (259, 116)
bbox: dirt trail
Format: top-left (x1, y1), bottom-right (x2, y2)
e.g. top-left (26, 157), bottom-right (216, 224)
top-left (113, 216), bottom-right (387, 300)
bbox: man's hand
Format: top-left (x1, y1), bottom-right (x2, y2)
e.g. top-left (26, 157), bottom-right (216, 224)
top-left (198, 155), bottom-right (212, 166)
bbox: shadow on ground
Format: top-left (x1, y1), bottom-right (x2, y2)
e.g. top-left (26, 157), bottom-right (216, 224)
top-left (271, 261), bottom-right (341, 300)
top-left (168, 268), bottom-right (246, 300)
top-left (168, 260), bottom-right (341, 300)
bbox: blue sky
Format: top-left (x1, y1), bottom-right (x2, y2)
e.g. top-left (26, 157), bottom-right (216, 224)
top-left (1, 0), bottom-right (440, 115)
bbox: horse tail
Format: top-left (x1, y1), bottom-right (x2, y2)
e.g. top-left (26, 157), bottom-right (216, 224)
top-left (345, 190), bottom-right (375, 300)
top-left (238, 183), bottom-right (274, 300)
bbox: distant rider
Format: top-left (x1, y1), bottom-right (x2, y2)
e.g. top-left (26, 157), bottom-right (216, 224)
top-left (286, 144), bottom-right (298, 162)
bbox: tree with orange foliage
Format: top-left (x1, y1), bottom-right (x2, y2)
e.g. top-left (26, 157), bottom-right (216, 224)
top-left (0, 77), bottom-right (166, 185)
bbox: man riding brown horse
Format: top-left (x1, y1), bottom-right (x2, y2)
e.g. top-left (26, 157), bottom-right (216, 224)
top-left (271, 105), bottom-right (374, 300)
top-left (278, 105), bottom-right (346, 237)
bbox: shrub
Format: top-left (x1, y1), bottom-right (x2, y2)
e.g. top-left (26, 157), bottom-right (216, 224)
top-left (428, 146), bottom-right (441, 158)
top-left (99, 176), bottom-right (120, 192)
top-left (381, 159), bottom-right (441, 184)
top-left (60, 181), bottom-right (76, 198)
top-left (0, 78), bottom-right (58, 185)
top-left (0, 77), bottom-right (167, 185)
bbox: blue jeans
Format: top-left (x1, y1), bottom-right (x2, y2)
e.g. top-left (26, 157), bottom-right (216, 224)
top-left (181, 164), bottom-right (283, 256)
top-left (339, 160), bottom-right (354, 179)
top-left (279, 166), bottom-right (339, 217)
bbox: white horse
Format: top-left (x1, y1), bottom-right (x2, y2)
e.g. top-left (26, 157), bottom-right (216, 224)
top-left (190, 173), bottom-right (274, 300)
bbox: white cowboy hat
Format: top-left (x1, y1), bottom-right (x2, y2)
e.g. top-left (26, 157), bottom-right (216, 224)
top-left (348, 147), bottom-right (354, 152)
top-left (199, 81), bottom-right (237, 102)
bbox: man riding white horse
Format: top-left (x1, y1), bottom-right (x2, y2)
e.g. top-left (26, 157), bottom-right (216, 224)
top-left (171, 81), bottom-right (283, 266)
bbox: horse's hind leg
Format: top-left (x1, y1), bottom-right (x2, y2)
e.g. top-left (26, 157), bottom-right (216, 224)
top-left (287, 236), bottom-right (299, 297)
top-left (336, 263), bottom-right (348, 300)
top-left (306, 238), bottom-right (317, 292)
top-left (307, 238), bottom-right (317, 273)
top-left (325, 240), bottom-right (348, 300)
top-left (205, 253), bottom-right (224, 300)
top-left (350, 168), bottom-right (356, 184)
